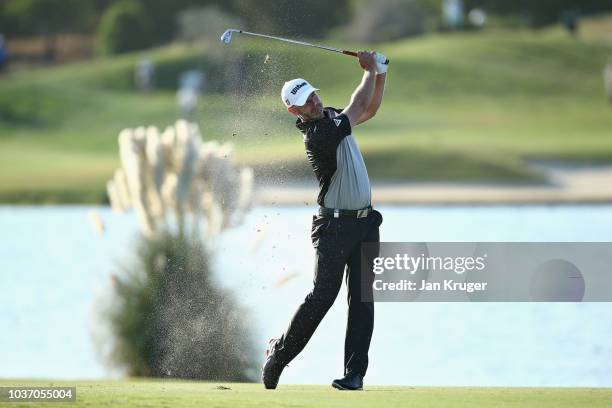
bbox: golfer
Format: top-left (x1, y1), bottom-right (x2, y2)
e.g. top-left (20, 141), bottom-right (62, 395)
top-left (262, 51), bottom-right (387, 390)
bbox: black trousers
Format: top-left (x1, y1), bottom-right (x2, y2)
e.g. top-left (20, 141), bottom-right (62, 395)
top-left (272, 209), bottom-right (382, 377)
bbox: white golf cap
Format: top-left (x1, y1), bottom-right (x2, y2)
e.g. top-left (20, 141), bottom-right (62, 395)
top-left (281, 78), bottom-right (319, 107)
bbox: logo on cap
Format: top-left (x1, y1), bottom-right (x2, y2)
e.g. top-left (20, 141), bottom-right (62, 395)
top-left (333, 118), bottom-right (342, 127)
top-left (290, 82), bottom-right (307, 95)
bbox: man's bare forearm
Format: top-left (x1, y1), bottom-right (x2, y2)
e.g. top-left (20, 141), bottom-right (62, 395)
top-left (370, 73), bottom-right (387, 113)
top-left (367, 73), bottom-right (386, 115)
top-left (354, 73), bottom-right (386, 124)
top-left (349, 70), bottom-right (377, 111)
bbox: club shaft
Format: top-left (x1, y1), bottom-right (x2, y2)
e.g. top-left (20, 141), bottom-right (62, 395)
top-left (230, 29), bottom-right (389, 65)
top-left (237, 30), bottom-right (349, 56)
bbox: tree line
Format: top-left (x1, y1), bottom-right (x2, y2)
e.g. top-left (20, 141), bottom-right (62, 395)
top-left (1, 0), bottom-right (611, 58)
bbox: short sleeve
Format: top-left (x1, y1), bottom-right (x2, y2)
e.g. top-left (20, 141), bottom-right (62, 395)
top-left (333, 113), bottom-right (352, 137)
top-left (319, 113), bottom-right (351, 147)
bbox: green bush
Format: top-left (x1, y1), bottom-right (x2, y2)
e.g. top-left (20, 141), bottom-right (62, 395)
top-left (105, 231), bottom-right (258, 381)
top-left (0, 84), bottom-right (76, 128)
top-left (95, 0), bottom-right (152, 55)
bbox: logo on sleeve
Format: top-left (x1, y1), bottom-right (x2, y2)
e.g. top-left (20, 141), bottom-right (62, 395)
top-left (333, 118), bottom-right (342, 127)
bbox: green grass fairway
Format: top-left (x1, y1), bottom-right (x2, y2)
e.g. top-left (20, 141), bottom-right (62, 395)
top-left (2, 15), bottom-right (612, 202)
top-left (1, 380), bottom-right (611, 408)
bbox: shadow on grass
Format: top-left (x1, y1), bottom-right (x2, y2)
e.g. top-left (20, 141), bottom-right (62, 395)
top-left (0, 189), bottom-right (109, 204)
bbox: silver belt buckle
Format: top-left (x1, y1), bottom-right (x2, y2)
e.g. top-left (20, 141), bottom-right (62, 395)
top-left (334, 209), bottom-right (340, 218)
top-left (357, 209), bottom-right (368, 218)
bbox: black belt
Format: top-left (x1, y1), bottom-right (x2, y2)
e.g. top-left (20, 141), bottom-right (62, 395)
top-left (319, 206), bottom-right (373, 219)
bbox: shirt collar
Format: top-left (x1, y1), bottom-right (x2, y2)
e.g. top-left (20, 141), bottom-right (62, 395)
top-left (295, 108), bottom-right (332, 132)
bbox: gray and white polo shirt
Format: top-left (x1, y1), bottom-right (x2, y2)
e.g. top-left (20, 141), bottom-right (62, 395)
top-left (296, 107), bottom-right (371, 210)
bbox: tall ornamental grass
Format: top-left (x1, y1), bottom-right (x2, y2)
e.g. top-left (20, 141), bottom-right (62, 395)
top-left (102, 120), bottom-right (258, 381)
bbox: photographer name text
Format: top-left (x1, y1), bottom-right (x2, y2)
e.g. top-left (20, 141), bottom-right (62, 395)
top-left (373, 279), bottom-right (488, 293)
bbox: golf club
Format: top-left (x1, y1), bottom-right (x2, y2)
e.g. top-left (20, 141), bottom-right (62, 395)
top-left (220, 28), bottom-right (389, 65)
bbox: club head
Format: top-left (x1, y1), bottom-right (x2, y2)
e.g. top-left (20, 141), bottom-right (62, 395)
top-left (220, 29), bottom-right (237, 44)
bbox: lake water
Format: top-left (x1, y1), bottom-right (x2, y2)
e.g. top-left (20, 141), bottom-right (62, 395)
top-left (1, 204), bottom-right (611, 386)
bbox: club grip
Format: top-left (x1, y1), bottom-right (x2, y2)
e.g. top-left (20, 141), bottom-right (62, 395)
top-left (345, 50), bottom-right (389, 65)
top-left (343, 50), bottom-right (358, 57)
